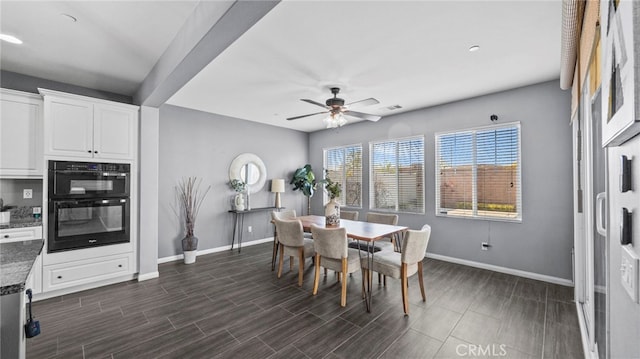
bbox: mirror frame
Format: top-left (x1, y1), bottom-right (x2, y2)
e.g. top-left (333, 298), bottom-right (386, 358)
top-left (229, 153), bottom-right (267, 194)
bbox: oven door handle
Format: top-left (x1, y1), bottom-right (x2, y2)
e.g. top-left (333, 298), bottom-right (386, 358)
top-left (55, 198), bottom-right (128, 206)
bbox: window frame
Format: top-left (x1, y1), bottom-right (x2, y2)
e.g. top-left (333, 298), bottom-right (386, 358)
top-left (323, 143), bottom-right (363, 208)
top-left (368, 135), bottom-right (425, 214)
top-left (435, 121), bottom-right (522, 222)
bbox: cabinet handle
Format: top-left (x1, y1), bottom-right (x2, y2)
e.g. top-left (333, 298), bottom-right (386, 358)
top-left (118, 264), bottom-right (122, 268)
top-left (87, 150), bottom-right (92, 153)
top-left (94, 151), bottom-right (98, 154)
top-left (57, 276), bottom-right (62, 279)
top-left (3, 235), bottom-right (8, 238)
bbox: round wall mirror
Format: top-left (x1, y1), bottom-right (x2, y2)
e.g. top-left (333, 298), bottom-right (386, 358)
top-left (229, 153), bottom-right (267, 194)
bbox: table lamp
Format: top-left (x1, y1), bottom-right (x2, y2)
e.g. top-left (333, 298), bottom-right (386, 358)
top-left (271, 179), bottom-right (285, 208)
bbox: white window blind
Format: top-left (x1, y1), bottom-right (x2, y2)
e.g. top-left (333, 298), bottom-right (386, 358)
top-left (324, 144), bottom-right (362, 207)
top-left (369, 136), bottom-right (424, 213)
top-left (435, 122), bottom-right (521, 221)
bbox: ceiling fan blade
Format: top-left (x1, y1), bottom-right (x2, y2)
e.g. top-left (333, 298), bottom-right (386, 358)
top-left (346, 98), bottom-right (380, 108)
top-left (287, 111), bottom-right (328, 121)
top-left (301, 99), bottom-right (329, 109)
top-left (344, 110), bottom-right (382, 122)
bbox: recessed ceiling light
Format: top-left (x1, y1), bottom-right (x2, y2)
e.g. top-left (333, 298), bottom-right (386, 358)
top-left (0, 34), bottom-right (23, 44)
top-left (60, 13), bottom-right (78, 22)
top-left (469, 45), bottom-right (480, 52)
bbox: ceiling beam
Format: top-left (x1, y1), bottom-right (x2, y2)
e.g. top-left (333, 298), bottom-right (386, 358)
top-left (134, 0), bottom-right (280, 106)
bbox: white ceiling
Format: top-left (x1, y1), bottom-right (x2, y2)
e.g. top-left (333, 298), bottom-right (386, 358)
top-left (0, 1), bottom-right (562, 133)
top-left (0, 1), bottom-right (199, 94)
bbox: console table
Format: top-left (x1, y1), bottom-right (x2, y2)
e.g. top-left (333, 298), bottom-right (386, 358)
top-left (228, 207), bottom-right (281, 252)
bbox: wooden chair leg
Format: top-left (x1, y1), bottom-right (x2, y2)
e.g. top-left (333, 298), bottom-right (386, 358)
top-left (277, 244), bottom-right (285, 278)
top-left (324, 268), bottom-right (328, 277)
top-left (383, 275), bottom-right (387, 286)
top-left (340, 258), bottom-right (348, 307)
top-left (298, 248), bottom-right (305, 287)
top-left (271, 231), bottom-right (280, 270)
top-left (361, 269), bottom-right (366, 299)
top-left (313, 255), bottom-right (321, 295)
top-left (401, 263), bottom-right (409, 315)
top-left (418, 261), bottom-right (426, 301)
top-left (290, 256), bottom-right (294, 271)
top-left (378, 272), bottom-right (382, 284)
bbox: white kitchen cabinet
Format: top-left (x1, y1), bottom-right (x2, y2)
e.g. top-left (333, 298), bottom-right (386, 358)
top-left (40, 89), bottom-right (138, 161)
top-left (25, 253), bottom-right (42, 295)
top-left (0, 226), bottom-right (43, 242)
top-left (0, 89), bottom-right (43, 178)
top-left (42, 252), bottom-right (133, 292)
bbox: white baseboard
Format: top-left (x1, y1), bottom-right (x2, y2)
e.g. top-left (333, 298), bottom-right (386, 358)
top-left (137, 271), bottom-right (159, 281)
top-left (157, 237), bottom-right (274, 264)
top-left (426, 253), bottom-right (574, 287)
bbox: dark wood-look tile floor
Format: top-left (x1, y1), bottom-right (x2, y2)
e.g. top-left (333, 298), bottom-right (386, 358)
top-left (27, 243), bottom-right (583, 359)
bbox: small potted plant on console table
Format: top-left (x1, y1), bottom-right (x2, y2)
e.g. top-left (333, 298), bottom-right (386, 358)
top-left (177, 177), bottom-right (210, 264)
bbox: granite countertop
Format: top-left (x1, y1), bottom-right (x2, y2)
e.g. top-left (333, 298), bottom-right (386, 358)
top-left (0, 206), bottom-right (42, 230)
top-left (0, 239), bottom-right (44, 296)
top-left (0, 217), bottom-right (42, 230)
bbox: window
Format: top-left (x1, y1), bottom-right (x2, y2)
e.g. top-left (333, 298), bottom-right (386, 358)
top-left (323, 144), bottom-right (363, 207)
top-left (435, 122), bottom-right (521, 221)
top-left (369, 136), bottom-right (424, 213)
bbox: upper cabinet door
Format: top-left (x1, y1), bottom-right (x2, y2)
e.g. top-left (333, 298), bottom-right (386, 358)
top-left (45, 97), bottom-right (94, 158)
top-left (41, 89), bottom-right (138, 161)
top-left (93, 103), bottom-right (137, 160)
top-left (0, 90), bottom-right (43, 177)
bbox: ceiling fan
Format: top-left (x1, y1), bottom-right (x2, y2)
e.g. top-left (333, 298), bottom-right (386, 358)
top-left (287, 87), bottom-right (382, 127)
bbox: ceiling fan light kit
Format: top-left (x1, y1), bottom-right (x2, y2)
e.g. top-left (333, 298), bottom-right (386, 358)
top-left (287, 87), bottom-right (381, 128)
top-left (323, 112), bottom-right (347, 129)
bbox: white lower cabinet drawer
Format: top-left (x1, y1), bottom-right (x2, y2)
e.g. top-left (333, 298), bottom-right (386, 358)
top-left (0, 226), bottom-right (43, 242)
top-left (43, 253), bottom-right (132, 291)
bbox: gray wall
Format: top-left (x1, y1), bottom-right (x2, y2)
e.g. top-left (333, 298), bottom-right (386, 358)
top-left (157, 104), bottom-right (308, 258)
top-left (1, 70), bottom-right (133, 104)
top-left (309, 80), bottom-right (574, 280)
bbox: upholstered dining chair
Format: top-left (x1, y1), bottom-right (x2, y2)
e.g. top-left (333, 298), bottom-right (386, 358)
top-left (362, 224), bottom-right (431, 315)
top-left (273, 218), bottom-right (315, 286)
top-left (365, 212), bottom-right (399, 252)
top-left (340, 210), bottom-right (359, 221)
top-left (271, 210), bottom-right (296, 270)
top-left (271, 210), bottom-right (312, 270)
top-left (310, 224), bottom-right (362, 307)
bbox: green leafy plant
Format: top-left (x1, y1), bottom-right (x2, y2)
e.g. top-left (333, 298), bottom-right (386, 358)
top-left (229, 179), bottom-right (246, 193)
top-left (323, 171), bottom-right (342, 200)
top-left (290, 164), bottom-right (318, 214)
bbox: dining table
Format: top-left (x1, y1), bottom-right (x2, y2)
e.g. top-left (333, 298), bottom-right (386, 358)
top-left (295, 215), bottom-right (408, 312)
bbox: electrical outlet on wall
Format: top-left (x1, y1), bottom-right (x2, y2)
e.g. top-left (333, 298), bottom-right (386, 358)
top-left (23, 189), bottom-right (33, 199)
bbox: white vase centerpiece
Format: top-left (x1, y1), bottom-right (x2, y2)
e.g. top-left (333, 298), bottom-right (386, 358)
top-left (323, 171), bottom-right (341, 226)
top-left (229, 179), bottom-right (247, 211)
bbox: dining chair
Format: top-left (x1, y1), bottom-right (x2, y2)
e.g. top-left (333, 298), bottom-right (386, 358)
top-left (271, 210), bottom-right (297, 270)
top-left (340, 210), bottom-right (359, 221)
top-left (310, 224), bottom-right (362, 307)
top-left (273, 217), bottom-right (316, 286)
top-left (365, 212), bottom-right (399, 252)
top-left (362, 224), bottom-right (431, 315)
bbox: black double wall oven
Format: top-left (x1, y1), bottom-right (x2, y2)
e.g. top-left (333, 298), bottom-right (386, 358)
top-left (48, 160), bottom-right (130, 252)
